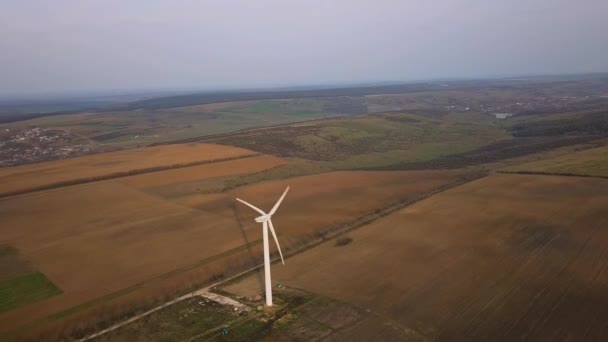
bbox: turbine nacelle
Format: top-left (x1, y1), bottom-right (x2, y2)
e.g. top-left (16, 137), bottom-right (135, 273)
top-left (255, 214), bottom-right (271, 223)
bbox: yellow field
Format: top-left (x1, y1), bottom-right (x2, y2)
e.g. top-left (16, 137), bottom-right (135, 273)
top-left (224, 173), bottom-right (608, 341)
top-left (0, 143), bottom-right (255, 197)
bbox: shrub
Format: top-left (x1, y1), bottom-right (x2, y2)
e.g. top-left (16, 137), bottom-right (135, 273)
top-left (335, 237), bottom-right (353, 247)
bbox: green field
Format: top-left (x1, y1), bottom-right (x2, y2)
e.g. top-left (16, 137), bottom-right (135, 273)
top-left (0, 273), bottom-right (62, 314)
top-left (0, 246), bottom-right (62, 314)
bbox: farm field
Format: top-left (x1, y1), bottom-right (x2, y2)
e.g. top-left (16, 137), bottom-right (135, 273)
top-left (503, 144), bottom-right (608, 177)
top-left (0, 145), bottom-right (469, 339)
top-left (224, 173), bottom-right (608, 341)
top-left (0, 143), bottom-right (255, 197)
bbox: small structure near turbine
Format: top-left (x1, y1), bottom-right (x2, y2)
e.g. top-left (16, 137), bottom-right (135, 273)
top-left (236, 187), bottom-right (289, 307)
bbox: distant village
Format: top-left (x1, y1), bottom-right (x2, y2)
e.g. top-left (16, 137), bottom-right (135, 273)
top-left (0, 127), bottom-right (94, 167)
top-left (440, 95), bottom-right (602, 117)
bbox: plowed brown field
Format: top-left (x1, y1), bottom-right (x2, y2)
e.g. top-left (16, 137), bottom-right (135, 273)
top-left (0, 165), bottom-right (467, 337)
top-left (229, 170), bottom-right (468, 246)
top-left (224, 173), bottom-right (608, 341)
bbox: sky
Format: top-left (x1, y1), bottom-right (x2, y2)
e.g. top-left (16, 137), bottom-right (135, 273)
top-left (1, 0), bottom-right (607, 96)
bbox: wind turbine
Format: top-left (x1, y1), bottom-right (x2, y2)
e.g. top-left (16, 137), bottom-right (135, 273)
top-left (236, 186), bottom-right (289, 307)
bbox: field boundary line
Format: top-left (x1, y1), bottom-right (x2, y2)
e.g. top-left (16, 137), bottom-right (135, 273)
top-left (0, 153), bottom-right (262, 199)
top-left (495, 170), bottom-right (608, 180)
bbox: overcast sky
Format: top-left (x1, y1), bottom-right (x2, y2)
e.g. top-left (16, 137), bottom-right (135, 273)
top-left (1, 0), bottom-right (607, 96)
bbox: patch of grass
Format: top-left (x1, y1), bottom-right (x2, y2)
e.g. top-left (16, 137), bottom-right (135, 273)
top-left (209, 112), bottom-right (507, 188)
top-left (509, 110), bottom-right (608, 137)
top-left (217, 102), bottom-right (278, 113)
top-left (216, 317), bottom-right (269, 341)
top-left (0, 272), bottom-right (62, 313)
top-left (101, 294), bottom-right (303, 341)
top-left (503, 143), bottom-right (608, 177)
top-left (100, 298), bottom-right (234, 341)
top-left (207, 112), bottom-right (508, 163)
top-left (100, 289), bottom-right (360, 341)
top-left (291, 110), bottom-right (323, 117)
top-left (248, 101), bottom-right (284, 113)
top-left (370, 136), bottom-right (600, 170)
top-left (224, 99), bottom-right (326, 115)
top-left (328, 140), bottom-right (491, 170)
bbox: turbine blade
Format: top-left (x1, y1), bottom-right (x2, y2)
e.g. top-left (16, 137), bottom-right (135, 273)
top-left (268, 219), bottom-right (285, 265)
top-left (269, 186), bottom-right (289, 216)
top-left (236, 198), bottom-right (266, 216)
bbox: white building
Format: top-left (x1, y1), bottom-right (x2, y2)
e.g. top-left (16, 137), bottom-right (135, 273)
top-left (494, 113), bottom-right (513, 119)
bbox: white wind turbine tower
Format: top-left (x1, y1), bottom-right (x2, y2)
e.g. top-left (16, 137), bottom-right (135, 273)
top-left (236, 186), bottom-right (289, 307)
